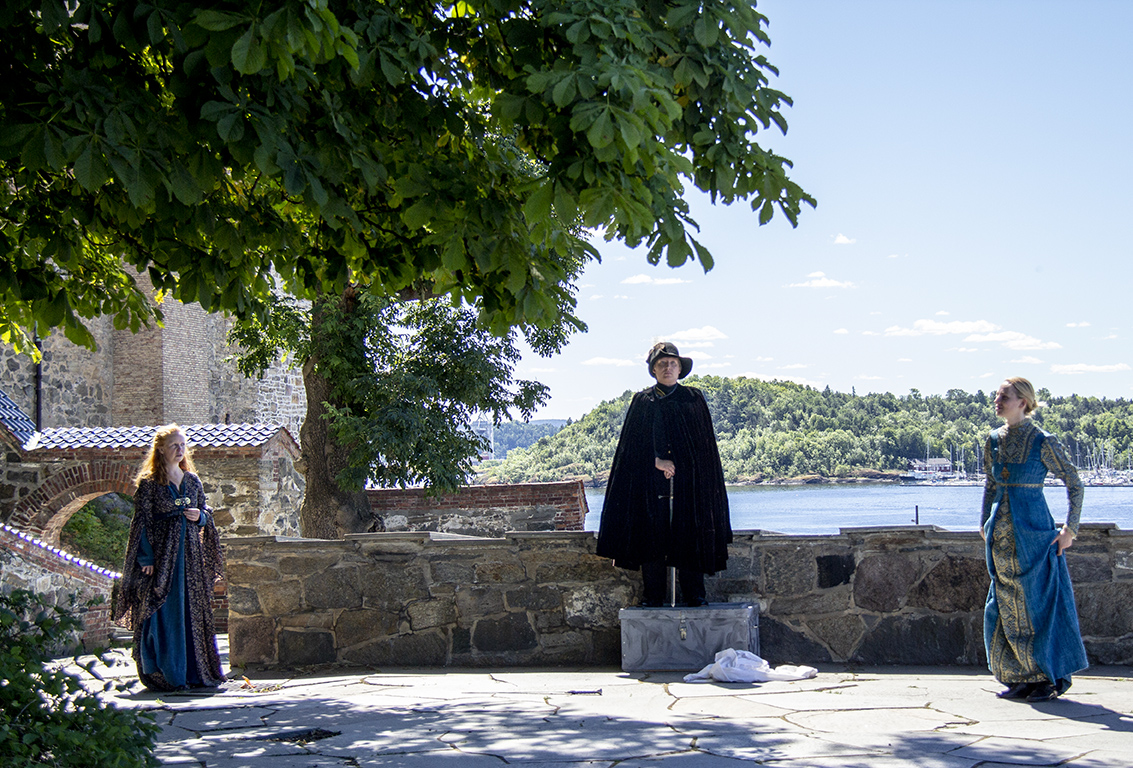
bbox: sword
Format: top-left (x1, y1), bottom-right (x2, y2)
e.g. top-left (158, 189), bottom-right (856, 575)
top-left (668, 476), bottom-right (676, 607)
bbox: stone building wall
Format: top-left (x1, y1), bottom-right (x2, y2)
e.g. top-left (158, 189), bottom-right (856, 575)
top-left (0, 317), bottom-right (116, 429)
top-left (225, 523), bottom-right (1133, 670)
top-left (0, 523), bottom-right (118, 651)
top-left (369, 481), bottom-right (587, 537)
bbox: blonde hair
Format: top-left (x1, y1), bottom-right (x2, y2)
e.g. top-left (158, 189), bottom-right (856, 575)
top-left (134, 424), bottom-right (196, 487)
top-left (1005, 377), bottom-right (1038, 415)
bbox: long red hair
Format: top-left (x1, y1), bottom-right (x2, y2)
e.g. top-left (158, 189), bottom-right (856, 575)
top-left (134, 424), bottom-right (196, 487)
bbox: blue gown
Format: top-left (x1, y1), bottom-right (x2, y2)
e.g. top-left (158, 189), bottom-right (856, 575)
top-left (982, 420), bottom-right (1087, 690)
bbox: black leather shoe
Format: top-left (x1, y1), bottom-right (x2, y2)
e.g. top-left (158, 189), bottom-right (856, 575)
top-left (685, 597), bottom-right (709, 607)
top-left (638, 599), bottom-right (662, 608)
top-left (996, 682), bottom-right (1035, 699)
top-left (1026, 682), bottom-right (1059, 702)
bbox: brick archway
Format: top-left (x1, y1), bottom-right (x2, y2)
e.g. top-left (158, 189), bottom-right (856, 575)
top-left (11, 458), bottom-right (139, 542)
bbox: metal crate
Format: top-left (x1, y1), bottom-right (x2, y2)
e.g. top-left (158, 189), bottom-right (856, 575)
top-left (619, 602), bottom-right (759, 672)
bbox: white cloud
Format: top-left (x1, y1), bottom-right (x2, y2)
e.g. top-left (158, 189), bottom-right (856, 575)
top-left (755, 356), bottom-right (774, 362)
top-left (779, 363), bottom-right (809, 370)
top-left (885, 319), bottom-right (1000, 337)
top-left (979, 372), bottom-right (996, 379)
top-left (964, 331), bottom-right (1061, 350)
top-left (1102, 333), bottom-right (1119, 340)
top-left (698, 362), bottom-right (732, 369)
top-left (1011, 356), bottom-right (1044, 364)
top-left (855, 374), bottom-right (883, 381)
top-left (679, 341), bottom-right (716, 349)
top-left (612, 294), bottom-right (630, 299)
top-left (935, 310), bottom-right (950, 316)
top-left (953, 347), bottom-right (981, 353)
top-left (526, 367), bottom-right (556, 373)
top-left (862, 330), bottom-right (880, 336)
top-left (666, 326), bottom-right (728, 342)
top-left (887, 253), bottom-right (904, 259)
top-left (1050, 363), bottom-right (1131, 375)
top-left (685, 350), bottom-right (713, 360)
top-left (834, 328), bottom-right (849, 334)
top-left (833, 233), bottom-right (856, 245)
top-left (622, 274), bottom-right (689, 285)
top-left (588, 294), bottom-right (605, 301)
top-left (582, 357), bottom-right (637, 367)
top-left (897, 358), bottom-right (912, 362)
top-left (787, 271), bottom-right (855, 289)
top-left (1066, 321), bottom-right (1091, 327)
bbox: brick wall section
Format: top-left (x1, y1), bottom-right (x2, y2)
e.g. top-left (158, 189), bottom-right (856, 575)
top-left (0, 523), bottom-right (118, 651)
top-left (369, 481), bottom-right (587, 538)
top-left (159, 300), bottom-right (211, 425)
top-left (112, 315), bottom-right (165, 427)
top-left (225, 523), bottom-right (1133, 670)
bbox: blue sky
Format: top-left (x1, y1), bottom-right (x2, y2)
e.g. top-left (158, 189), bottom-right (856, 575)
top-left (517, 0), bottom-right (1133, 421)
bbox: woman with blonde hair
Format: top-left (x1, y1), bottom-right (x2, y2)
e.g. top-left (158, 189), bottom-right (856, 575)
top-left (113, 425), bottom-right (225, 691)
top-left (982, 377), bottom-right (1086, 702)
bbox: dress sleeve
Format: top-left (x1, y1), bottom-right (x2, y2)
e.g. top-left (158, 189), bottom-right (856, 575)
top-left (980, 435), bottom-right (996, 529)
top-left (1041, 436), bottom-right (1084, 536)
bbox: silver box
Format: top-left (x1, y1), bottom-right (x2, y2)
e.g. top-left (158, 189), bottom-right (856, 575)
top-left (619, 603), bottom-right (759, 672)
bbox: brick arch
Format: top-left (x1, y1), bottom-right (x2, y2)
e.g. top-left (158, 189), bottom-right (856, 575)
top-left (12, 459), bottom-right (138, 543)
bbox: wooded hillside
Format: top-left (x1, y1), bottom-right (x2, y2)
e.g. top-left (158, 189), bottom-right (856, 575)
top-left (478, 378), bottom-right (1133, 485)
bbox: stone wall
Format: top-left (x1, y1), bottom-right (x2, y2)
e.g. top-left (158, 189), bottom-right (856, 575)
top-left (369, 481), bottom-right (587, 537)
top-left (226, 523), bottom-right (1133, 670)
top-left (0, 523), bottom-right (118, 651)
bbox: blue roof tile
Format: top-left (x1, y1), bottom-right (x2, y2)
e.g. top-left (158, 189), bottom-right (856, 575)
top-left (0, 389), bottom-right (37, 448)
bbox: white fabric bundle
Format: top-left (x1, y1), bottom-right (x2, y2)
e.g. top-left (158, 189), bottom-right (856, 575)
top-left (683, 648), bottom-right (818, 683)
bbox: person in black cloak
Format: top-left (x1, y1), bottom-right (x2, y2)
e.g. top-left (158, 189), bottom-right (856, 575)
top-left (597, 341), bottom-right (731, 606)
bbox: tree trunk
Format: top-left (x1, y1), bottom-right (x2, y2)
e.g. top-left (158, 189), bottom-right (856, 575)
top-left (297, 292), bottom-right (381, 538)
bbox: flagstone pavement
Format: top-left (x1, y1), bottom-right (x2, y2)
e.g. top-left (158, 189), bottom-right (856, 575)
top-left (64, 637), bottom-right (1132, 767)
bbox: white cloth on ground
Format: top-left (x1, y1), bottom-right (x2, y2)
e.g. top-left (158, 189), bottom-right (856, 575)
top-left (683, 648), bottom-right (818, 683)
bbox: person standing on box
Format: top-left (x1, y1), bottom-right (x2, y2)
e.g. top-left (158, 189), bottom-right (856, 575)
top-left (597, 341), bottom-right (731, 607)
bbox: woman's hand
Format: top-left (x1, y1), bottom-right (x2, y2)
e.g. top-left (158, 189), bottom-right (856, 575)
top-left (183, 507), bottom-right (201, 523)
top-left (141, 565), bottom-right (154, 576)
top-left (1053, 526), bottom-right (1075, 555)
top-left (655, 458), bottom-right (676, 479)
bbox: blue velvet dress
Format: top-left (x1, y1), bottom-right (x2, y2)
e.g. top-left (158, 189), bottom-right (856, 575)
top-left (982, 420), bottom-right (1087, 691)
top-left (113, 472), bottom-right (225, 691)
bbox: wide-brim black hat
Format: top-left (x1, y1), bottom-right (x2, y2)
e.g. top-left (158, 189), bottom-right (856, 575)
top-left (646, 341), bottom-right (693, 379)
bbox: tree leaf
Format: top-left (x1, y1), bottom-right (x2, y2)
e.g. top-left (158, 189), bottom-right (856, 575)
top-left (232, 27), bottom-right (267, 74)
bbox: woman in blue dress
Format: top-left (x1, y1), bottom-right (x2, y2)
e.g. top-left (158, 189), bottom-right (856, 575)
top-left (113, 424), bottom-right (225, 691)
top-left (982, 377), bottom-right (1086, 702)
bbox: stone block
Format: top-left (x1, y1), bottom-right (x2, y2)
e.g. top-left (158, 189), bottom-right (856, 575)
top-left (533, 554), bottom-right (616, 583)
top-left (390, 631), bottom-right (448, 665)
top-left (504, 585), bottom-right (562, 612)
top-left (452, 626), bottom-right (471, 655)
top-left (763, 547), bottom-right (817, 595)
top-left (855, 614), bottom-right (978, 665)
top-left (563, 584), bottom-right (634, 629)
top-left (377, 564), bottom-right (431, 604)
top-left (758, 617), bottom-right (832, 665)
top-left (853, 553), bottom-right (919, 612)
top-left (1074, 582), bottom-right (1133, 638)
top-left (256, 580), bottom-right (303, 616)
top-left (430, 557), bottom-right (476, 585)
top-left (226, 586), bottom-right (262, 616)
top-left (278, 629), bottom-right (336, 666)
top-left (1066, 553), bottom-right (1112, 584)
top-left (225, 562), bottom-right (280, 585)
top-left (1084, 634), bottom-right (1133, 665)
top-left (816, 553), bottom-right (855, 588)
top-left (475, 560), bottom-right (527, 583)
top-left (472, 612), bottom-right (537, 652)
top-left (279, 553), bottom-right (343, 575)
top-left (591, 628), bottom-right (622, 665)
top-left (808, 614), bottom-right (866, 661)
top-left (539, 631), bottom-right (588, 662)
top-left (303, 567), bottom-right (361, 609)
top-left (229, 617), bottom-right (275, 666)
top-left (455, 585), bottom-right (505, 617)
top-left (770, 586), bottom-right (853, 616)
top-left (336, 608), bottom-right (398, 647)
top-left (533, 608), bottom-right (567, 631)
top-left (407, 598), bottom-right (457, 631)
top-left (907, 556), bottom-right (988, 613)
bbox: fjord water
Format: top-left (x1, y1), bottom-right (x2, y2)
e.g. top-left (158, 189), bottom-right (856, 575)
top-left (584, 484), bottom-right (1133, 535)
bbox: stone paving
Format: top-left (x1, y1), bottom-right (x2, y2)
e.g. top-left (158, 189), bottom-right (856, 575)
top-left (66, 638), bottom-right (1133, 767)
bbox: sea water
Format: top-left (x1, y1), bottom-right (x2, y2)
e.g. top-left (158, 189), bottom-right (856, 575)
top-left (583, 484), bottom-right (1133, 535)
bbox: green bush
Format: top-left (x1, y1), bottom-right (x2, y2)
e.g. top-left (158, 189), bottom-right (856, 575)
top-left (0, 590), bottom-right (158, 768)
top-left (59, 495), bottom-right (133, 572)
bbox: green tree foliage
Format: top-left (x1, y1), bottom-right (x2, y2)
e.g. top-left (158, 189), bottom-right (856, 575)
top-left (480, 379), bottom-right (1133, 485)
top-left (1, 0), bottom-right (813, 357)
top-left (58, 495), bottom-right (133, 571)
top-left (0, 590), bottom-right (159, 768)
top-left (494, 419), bottom-right (568, 458)
top-left (232, 292), bottom-right (551, 535)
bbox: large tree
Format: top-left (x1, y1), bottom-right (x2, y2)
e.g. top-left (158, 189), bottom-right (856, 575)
top-left (2, 0), bottom-right (814, 535)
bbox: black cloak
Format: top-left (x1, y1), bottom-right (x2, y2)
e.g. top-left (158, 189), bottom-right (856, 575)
top-left (596, 384), bottom-right (731, 574)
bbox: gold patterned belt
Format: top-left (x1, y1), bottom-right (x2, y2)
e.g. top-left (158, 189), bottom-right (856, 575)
top-left (997, 482), bottom-right (1045, 488)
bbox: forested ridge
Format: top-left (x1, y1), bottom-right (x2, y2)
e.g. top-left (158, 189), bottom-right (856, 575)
top-left (478, 377), bottom-right (1133, 486)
